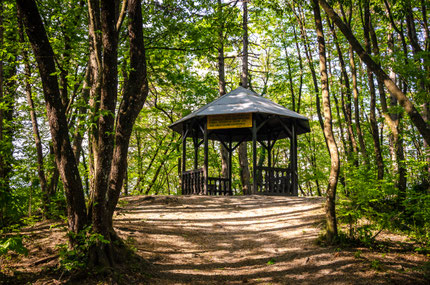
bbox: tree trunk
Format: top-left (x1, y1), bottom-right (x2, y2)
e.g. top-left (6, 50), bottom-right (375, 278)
top-left (0, 3), bottom-right (7, 224)
top-left (17, 0), bottom-right (88, 235)
top-left (312, 0), bottom-right (339, 242)
top-left (362, 2), bottom-right (384, 180)
top-left (144, 138), bottom-right (174, 195)
top-left (91, 0), bottom-right (118, 251)
top-left (18, 0), bottom-right (148, 268)
top-left (371, 24), bottom-right (406, 193)
top-left (292, 3), bottom-right (328, 152)
top-left (238, 0), bottom-right (251, 194)
top-left (327, 17), bottom-right (357, 156)
top-left (217, 0), bottom-right (229, 179)
top-left (18, 17), bottom-right (50, 216)
top-left (349, 47), bottom-right (368, 164)
top-left (319, 0), bottom-right (430, 145)
top-left (106, 0), bottom-right (149, 222)
top-left (292, 26), bottom-right (303, 113)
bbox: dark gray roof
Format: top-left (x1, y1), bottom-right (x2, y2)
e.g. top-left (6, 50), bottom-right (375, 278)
top-left (169, 86), bottom-right (310, 140)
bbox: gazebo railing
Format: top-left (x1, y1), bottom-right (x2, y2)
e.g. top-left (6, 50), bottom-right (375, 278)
top-left (182, 169), bottom-right (231, 195)
top-left (255, 166), bottom-right (294, 195)
top-left (182, 168), bottom-right (204, 195)
top-left (208, 177), bottom-right (231, 195)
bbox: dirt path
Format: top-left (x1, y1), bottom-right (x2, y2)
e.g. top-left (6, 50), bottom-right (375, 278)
top-left (114, 195), bottom-right (429, 284)
top-left (1, 195), bottom-right (429, 284)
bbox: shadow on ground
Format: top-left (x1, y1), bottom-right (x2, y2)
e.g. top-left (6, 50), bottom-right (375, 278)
top-left (1, 195), bottom-right (428, 284)
top-left (114, 195), bottom-right (430, 284)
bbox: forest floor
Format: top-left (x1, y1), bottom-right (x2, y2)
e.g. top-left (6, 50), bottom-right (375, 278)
top-left (1, 195), bottom-right (429, 284)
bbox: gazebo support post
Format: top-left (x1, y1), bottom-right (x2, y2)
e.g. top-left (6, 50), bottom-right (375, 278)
top-left (268, 139), bottom-right (272, 168)
top-left (203, 122), bottom-right (208, 195)
top-left (193, 137), bottom-right (198, 170)
top-left (181, 128), bottom-right (187, 194)
top-left (252, 116), bottom-right (257, 194)
top-left (228, 139), bottom-right (233, 195)
top-left (193, 127), bottom-right (199, 170)
top-left (291, 121), bottom-right (298, 195)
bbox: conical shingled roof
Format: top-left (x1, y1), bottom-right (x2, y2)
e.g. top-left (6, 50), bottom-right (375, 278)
top-left (169, 86), bottom-right (310, 140)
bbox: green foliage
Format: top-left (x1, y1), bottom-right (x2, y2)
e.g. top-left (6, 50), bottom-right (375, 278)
top-left (370, 259), bottom-right (383, 271)
top-left (0, 0), bottom-right (428, 264)
top-left (57, 226), bottom-right (110, 272)
top-left (0, 236), bottom-right (28, 256)
top-left (337, 163), bottom-right (397, 245)
top-left (402, 184), bottom-right (430, 251)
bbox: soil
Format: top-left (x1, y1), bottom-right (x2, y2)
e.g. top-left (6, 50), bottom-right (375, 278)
top-left (1, 195), bottom-right (429, 284)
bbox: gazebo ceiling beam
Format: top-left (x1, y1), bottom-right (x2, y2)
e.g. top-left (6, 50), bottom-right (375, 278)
top-left (181, 128), bottom-right (189, 142)
top-left (231, 135), bottom-right (248, 151)
top-left (277, 116), bottom-right (293, 138)
top-left (269, 130), bottom-right (283, 150)
top-left (258, 140), bottom-right (268, 150)
top-left (256, 115), bottom-right (272, 132)
top-left (198, 123), bottom-right (205, 135)
top-left (214, 132), bottom-right (232, 152)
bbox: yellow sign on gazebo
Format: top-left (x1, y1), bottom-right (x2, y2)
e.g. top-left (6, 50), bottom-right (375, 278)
top-left (207, 113), bottom-right (252, 130)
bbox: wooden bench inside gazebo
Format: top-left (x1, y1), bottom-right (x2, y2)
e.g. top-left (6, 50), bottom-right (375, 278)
top-left (169, 86), bottom-right (310, 196)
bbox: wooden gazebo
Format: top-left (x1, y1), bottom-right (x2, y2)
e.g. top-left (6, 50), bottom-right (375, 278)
top-left (169, 86), bottom-right (310, 196)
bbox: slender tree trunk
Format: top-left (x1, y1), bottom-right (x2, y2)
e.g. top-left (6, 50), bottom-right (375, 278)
top-left (17, 0), bottom-right (88, 235)
top-left (292, 3), bottom-right (328, 151)
top-left (135, 130), bottom-right (143, 192)
top-left (217, 0), bottom-right (229, 179)
top-left (327, 17), bottom-right (357, 156)
top-left (313, 0), bottom-right (339, 242)
top-left (72, 67), bottom-right (91, 163)
top-left (144, 138), bottom-right (175, 195)
top-left (238, 0), bottom-right (251, 194)
top-left (137, 133), bottom-right (167, 193)
top-left (350, 47), bottom-right (368, 163)
top-left (319, 0), bottom-right (430, 145)
top-left (285, 46), bottom-right (295, 112)
top-left (18, 17), bottom-right (50, 216)
top-left (362, 2), bottom-right (383, 180)
top-left (106, 0), bottom-right (149, 222)
top-left (371, 24), bottom-right (406, 192)
top-left (292, 26), bottom-right (303, 113)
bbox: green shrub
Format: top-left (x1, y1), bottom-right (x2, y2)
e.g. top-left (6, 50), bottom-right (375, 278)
top-left (0, 235), bottom-right (28, 256)
top-left (57, 226), bottom-right (110, 272)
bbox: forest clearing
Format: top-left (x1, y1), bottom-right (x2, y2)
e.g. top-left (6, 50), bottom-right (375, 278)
top-left (1, 0), bottom-right (430, 284)
top-left (1, 195), bottom-right (429, 284)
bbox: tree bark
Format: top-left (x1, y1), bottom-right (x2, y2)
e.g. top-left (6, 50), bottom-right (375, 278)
top-left (217, 0), bottom-right (229, 179)
top-left (312, 0), bottom-right (339, 242)
top-left (292, 3), bottom-right (328, 152)
top-left (18, 17), bottom-right (50, 216)
top-left (349, 47), bottom-right (368, 163)
top-left (16, 0), bottom-right (87, 235)
top-left (371, 23), bottom-right (406, 192)
top-left (362, 2), bottom-right (384, 180)
top-left (91, 0), bottom-right (118, 247)
top-left (327, 17), bottom-right (357, 156)
top-left (238, 0), bottom-right (251, 194)
top-left (106, 0), bottom-right (149, 221)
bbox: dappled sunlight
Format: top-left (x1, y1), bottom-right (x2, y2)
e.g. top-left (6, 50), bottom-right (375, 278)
top-left (112, 195), bottom-right (429, 284)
